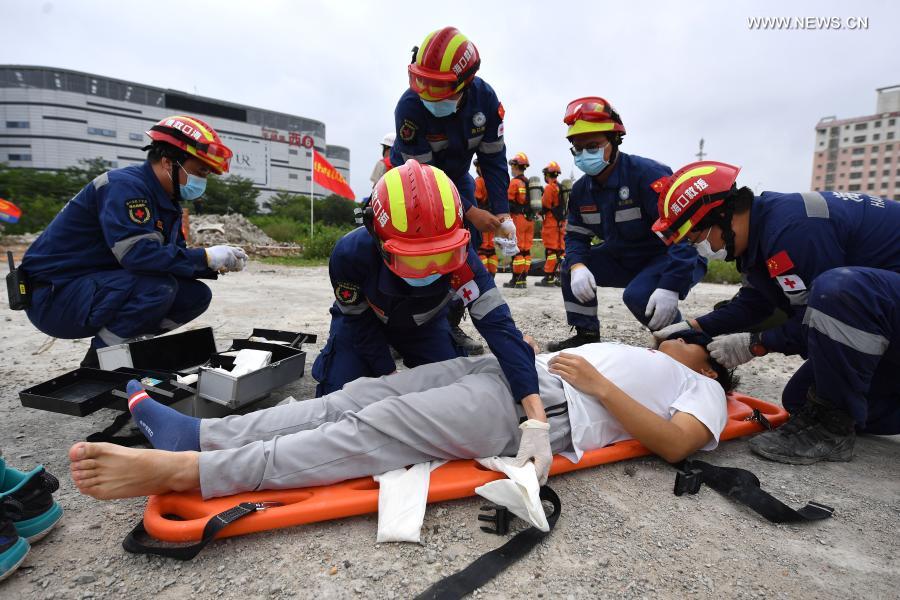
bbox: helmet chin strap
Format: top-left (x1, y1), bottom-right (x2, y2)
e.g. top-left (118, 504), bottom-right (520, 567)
top-left (169, 159), bottom-right (183, 205)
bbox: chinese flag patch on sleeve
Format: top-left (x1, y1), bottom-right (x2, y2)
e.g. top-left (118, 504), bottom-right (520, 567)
top-left (766, 250), bottom-right (795, 277)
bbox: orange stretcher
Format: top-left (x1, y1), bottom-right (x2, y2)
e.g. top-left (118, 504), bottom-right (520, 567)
top-left (142, 393), bottom-right (788, 543)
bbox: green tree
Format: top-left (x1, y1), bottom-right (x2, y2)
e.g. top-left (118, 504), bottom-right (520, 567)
top-left (316, 194), bottom-right (356, 226)
top-left (203, 175), bottom-right (260, 216)
top-left (264, 191), bottom-right (309, 222)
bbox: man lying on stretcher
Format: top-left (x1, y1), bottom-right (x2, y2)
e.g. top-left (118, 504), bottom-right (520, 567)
top-left (69, 331), bottom-right (737, 501)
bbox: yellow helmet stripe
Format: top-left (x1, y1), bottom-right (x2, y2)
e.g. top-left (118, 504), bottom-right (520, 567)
top-left (662, 165), bottom-right (718, 218)
top-left (566, 119), bottom-right (615, 137)
top-left (417, 30), bottom-right (438, 65)
top-left (384, 168), bottom-right (408, 232)
top-left (676, 221), bottom-right (694, 241)
top-left (440, 34), bottom-right (468, 73)
top-left (432, 168), bottom-right (456, 228)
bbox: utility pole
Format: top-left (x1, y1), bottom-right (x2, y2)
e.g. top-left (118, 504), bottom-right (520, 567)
top-left (696, 138), bottom-right (706, 161)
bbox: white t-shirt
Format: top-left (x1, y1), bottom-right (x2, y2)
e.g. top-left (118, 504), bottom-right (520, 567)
top-left (535, 342), bottom-right (728, 463)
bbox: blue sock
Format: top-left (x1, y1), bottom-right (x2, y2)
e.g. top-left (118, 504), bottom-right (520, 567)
top-left (127, 380), bottom-right (200, 452)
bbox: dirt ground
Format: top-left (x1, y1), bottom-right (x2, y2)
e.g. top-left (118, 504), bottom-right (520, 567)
top-left (1, 261), bottom-right (897, 599)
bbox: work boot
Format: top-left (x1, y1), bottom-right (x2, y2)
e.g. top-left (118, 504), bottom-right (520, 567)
top-left (514, 275), bottom-right (527, 289)
top-left (546, 327), bottom-right (601, 352)
top-left (502, 275), bottom-right (519, 288)
top-left (535, 275), bottom-right (554, 287)
top-left (749, 390), bottom-right (856, 465)
top-left (553, 275), bottom-right (562, 288)
top-left (450, 325), bottom-right (484, 355)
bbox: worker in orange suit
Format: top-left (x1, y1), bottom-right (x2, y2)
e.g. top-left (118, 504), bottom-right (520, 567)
top-left (473, 159), bottom-right (498, 277)
top-left (504, 152), bottom-right (533, 289)
top-left (537, 161), bottom-right (564, 287)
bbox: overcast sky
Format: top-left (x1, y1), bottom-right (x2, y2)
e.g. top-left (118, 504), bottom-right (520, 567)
top-left (3, 0), bottom-right (898, 198)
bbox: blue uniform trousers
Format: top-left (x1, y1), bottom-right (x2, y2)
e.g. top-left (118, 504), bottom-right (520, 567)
top-left (26, 270), bottom-right (211, 347)
top-left (782, 267), bottom-right (900, 434)
top-left (311, 314), bottom-right (465, 397)
top-left (561, 244), bottom-right (706, 330)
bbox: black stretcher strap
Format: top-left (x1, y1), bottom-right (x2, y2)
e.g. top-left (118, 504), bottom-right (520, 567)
top-left (123, 502), bottom-right (264, 560)
top-left (86, 411), bottom-right (148, 447)
top-left (673, 459), bottom-right (833, 523)
top-left (415, 486), bottom-right (561, 600)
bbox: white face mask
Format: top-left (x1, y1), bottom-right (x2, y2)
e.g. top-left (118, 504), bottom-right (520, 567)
top-left (694, 229), bottom-right (727, 261)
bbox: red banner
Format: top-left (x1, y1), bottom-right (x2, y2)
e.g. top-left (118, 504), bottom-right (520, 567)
top-left (313, 150), bottom-right (355, 200)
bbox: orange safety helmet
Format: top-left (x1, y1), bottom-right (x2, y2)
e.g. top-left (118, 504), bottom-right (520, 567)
top-left (145, 115), bottom-right (233, 175)
top-left (408, 27), bottom-right (481, 101)
top-left (542, 161), bottom-right (562, 176)
top-left (366, 159), bottom-right (470, 279)
top-left (563, 97), bottom-right (626, 139)
top-left (650, 161), bottom-right (742, 245)
top-left (509, 152), bottom-right (530, 167)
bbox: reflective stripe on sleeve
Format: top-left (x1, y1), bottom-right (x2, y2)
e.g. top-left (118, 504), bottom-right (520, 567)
top-left (564, 301), bottom-right (598, 316)
top-left (336, 302), bottom-right (369, 316)
top-left (469, 287), bottom-right (506, 320)
top-left (412, 293), bottom-right (455, 325)
top-left (566, 224), bottom-right (594, 237)
top-left (477, 139), bottom-right (505, 154)
top-left (401, 151), bottom-right (434, 163)
top-left (801, 192), bottom-right (830, 219)
top-left (111, 231), bottom-right (164, 262)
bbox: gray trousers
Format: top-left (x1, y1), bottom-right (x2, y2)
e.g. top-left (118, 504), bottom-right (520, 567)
top-left (198, 355), bottom-right (572, 498)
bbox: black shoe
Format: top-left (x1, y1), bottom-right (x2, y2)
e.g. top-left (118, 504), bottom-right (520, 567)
top-left (502, 277), bottom-right (518, 288)
top-left (514, 276), bottom-right (527, 288)
top-left (546, 327), bottom-right (600, 352)
top-left (749, 391), bottom-right (855, 465)
top-left (553, 277), bottom-right (562, 287)
top-left (0, 500), bottom-right (29, 582)
top-left (535, 276), bottom-right (555, 287)
top-left (80, 346), bottom-right (99, 369)
top-left (451, 325), bottom-right (484, 355)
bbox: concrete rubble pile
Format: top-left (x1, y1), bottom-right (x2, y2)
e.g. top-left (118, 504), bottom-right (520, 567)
top-left (189, 213), bottom-right (302, 257)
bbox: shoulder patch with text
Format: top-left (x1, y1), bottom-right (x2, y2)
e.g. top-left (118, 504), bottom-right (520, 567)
top-left (126, 198), bottom-right (151, 225)
top-left (334, 281), bottom-right (361, 304)
top-left (399, 119), bottom-right (418, 142)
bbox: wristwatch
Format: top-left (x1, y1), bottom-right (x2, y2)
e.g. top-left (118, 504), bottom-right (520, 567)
top-left (748, 332), bottom-right (768, 357)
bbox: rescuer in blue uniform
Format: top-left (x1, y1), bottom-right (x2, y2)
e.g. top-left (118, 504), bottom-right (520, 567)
top-left (651, 160), bottom-right (900, 464)
top-left (547, 97), bottom-right (706, 352)
top-left (21, 115), bottom-right (248, 367)
top-left (311, 160), bottom-right (540, 407)
top-left (391, 26), bottom-right (514, 355)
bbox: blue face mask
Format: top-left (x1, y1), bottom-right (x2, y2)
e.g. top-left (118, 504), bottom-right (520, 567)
top-left (178, 163), bottom-right (207, 201)
top-left (422, 98), bottom-right (459, 118)
top-left (403, 273), bottom-right (442, 287)
top-left (574, 150), bottom-right (609, 176)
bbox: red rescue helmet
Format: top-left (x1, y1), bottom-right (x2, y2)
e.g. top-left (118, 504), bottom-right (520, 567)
top-left (509, 152), bottom-right (530, 167)
top-left (145, 115), bottom-right (233, 175)
top-left (542, 161), bottom-right (561, 176)
top-left (367, 159), bottom-right (469, 278)
top-left (563, 97), bottom-right (626, 139)
top-left (408, 27), bottom-right (481, 101)
top-left (650, 161), bottom-right (742, 245)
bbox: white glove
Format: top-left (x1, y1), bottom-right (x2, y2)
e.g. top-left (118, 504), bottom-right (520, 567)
top-left (569, 266), bottom-right (596, 303)
top-left (205, 245), bottom-right (248, 272)
top-left (497, 219), bottom-right (516, 238)
top-left (645, 288), bottom-right (680, 331)
top-left (708, 332), bottom-right (754, 369)
top-left (494, 236), bottom-right (519, 257)
top-left (513, 419), bottom-right (552, 485)
top-left (650, 320), bottom-right (694, 345)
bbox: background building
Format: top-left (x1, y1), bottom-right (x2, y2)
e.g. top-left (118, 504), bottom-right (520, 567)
top-left (0, 65), bottom-right (351, 205)
top-left (811, 85), bottom-right (900, 199)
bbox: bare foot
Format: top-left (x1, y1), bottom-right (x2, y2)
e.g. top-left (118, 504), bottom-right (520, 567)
top-left (69, 442), bottom-right (200, 500)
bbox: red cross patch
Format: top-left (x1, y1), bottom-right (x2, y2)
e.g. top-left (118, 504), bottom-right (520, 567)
top-left (334, 281), bottom-right (361, 304)
top-left (776, 274), bottom-right (806, 292)
top-left (126, 198), bottom-right (151, 225)
top-left (456, 280), bottom-right (480, 306)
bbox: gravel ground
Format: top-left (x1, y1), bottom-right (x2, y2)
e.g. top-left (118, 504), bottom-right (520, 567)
top-left (1, 261), bottom-right (897, 599)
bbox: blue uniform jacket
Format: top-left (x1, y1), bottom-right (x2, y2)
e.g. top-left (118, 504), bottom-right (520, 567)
top-left (22, 161), bottom-right (213, 286)
top-left (696, 191), bottom-right (900, 355)
top-left (390, 77), bottom-right (510, 215)
top-left (564, 152), bottom-right (702, 295)
top-left (327, 227), bottom-right (538, 401)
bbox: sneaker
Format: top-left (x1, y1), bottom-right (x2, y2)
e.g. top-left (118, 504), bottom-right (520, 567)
top-left (450, 325), bottom-right (484, 356)
top-left (749, 391), bottom-right (855, 465)
top-left (0, 500), bottom-right (29, 583)
top-left (0, 458), bottom-right (63, 543)
top-left (546, 327), bottom-right (601, 352)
